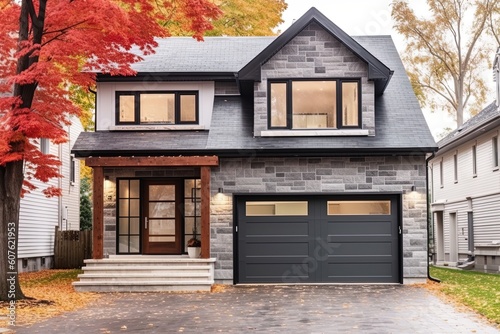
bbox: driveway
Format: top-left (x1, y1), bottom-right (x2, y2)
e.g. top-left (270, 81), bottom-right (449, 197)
top-left (12, 285), bottom-right (500, 333)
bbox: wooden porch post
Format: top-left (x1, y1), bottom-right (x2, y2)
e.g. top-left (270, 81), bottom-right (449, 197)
top-left (93, 167), bottom-right (104, 259)
top-left (200, 166), bottom-right (211, 258)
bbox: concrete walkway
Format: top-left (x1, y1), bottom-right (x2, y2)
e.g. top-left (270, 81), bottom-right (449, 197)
top-left (11, 285), bottom-right (500, 333)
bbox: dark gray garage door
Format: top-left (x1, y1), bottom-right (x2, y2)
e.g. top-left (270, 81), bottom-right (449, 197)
top-left (236, 195), bottom-right (400, 284)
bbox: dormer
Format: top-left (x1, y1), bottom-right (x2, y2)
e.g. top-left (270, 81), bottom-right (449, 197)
top-left (239, 7), bottom-right (392, 137)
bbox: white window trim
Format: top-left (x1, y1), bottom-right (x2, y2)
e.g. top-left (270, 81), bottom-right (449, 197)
top-left (261, 129), bottom-right (369, 137)
top-left (109, 125), bottom-right (205, 131)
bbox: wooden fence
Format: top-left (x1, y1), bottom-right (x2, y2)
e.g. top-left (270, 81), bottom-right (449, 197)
top-left (54, 226), bottom-right (92, 269)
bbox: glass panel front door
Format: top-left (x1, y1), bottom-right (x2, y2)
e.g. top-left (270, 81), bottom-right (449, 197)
top-left (143, 180), bottom-right (182, 254)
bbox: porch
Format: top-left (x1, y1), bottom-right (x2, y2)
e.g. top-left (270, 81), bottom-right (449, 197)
top-left (73, 255), bottom-right (216, 292)
top-left (74, 156), bottom-right (219, 292)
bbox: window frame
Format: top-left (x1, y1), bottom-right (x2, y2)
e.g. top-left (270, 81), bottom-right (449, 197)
top-left (472, 144), bottom-right (477, 177)
top-left (493, 136), bottom-right (499, 169)
top-left (115, 91), bottom-right (199, 125)
top-left (453, 152), bottom-right (458, 183)
top-left (267, 78), bottom-right (362, 130)
top-left (40, 138), bottom-right (50, 154)
top-left (439, 159), bottom-right (444, 188)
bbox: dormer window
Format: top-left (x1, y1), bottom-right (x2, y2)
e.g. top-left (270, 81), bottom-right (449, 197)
top-left (268, 79), bottom-right (361, 129)
top-left (116, 91), bottom-right (198, 125)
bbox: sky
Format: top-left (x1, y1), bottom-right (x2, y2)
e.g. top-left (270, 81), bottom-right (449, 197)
top-left (277, 1), bottom-right (465, 140)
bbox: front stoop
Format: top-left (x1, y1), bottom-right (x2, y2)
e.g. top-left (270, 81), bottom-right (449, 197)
top-left (73, 255), bottom-right (216, 292)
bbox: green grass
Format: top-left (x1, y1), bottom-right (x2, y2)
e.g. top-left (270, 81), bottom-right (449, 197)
top-left (430, 266), bottom-right (500, 325)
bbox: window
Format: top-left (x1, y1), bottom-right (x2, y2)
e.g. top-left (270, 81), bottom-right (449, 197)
top-left (327, 200), bottom-right (391, 215)
top-left (70, 155), bottom-right (76, 184)
top-left (439, 160), bottom-right (444, 188)
top-left (268, 79), bottom-right (361, 129)
top-left (116, 91), bottom-right (198, 125)
top-left (453, 153), bottom-right (458, 183)
top-left (472, 145), bottom-right (477, 177)
top-left (246, 201), bottom-right (308, 216)
top-left (493, 136), bottom-right (499, 169)
top-left (117, 179), bottom-right (141, 254)
top-left (40, 138), bottom-right (49, 154)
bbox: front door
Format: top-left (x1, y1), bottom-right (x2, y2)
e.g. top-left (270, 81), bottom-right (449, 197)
top-left (142, 180), bottom-right (182, 254)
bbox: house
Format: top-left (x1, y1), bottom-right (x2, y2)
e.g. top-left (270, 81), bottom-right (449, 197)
top-left (17, 116), bottom-right (83, 272)
top-left (429, 50), bottom-right (500, 270)
top-left (72, 7), bottom-right (437, 291)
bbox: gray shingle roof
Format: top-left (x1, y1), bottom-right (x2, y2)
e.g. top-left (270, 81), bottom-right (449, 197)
top-left (437, 102), bottom-right (499, 149)
top-left (74, 35), bottom-right (437, 157)
top-left (131, 37), bottom-right (274, 73)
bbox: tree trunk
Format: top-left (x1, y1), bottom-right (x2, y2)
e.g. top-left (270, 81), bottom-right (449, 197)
top-left (0, 160), bottom-right (26, 301)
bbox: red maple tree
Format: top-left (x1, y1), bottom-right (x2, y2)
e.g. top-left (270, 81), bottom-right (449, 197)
top-left (0, 0), bottom-right (220, 301)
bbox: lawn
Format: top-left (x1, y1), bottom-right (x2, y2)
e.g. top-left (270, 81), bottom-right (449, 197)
top-left (0, 269), bottom-right (100, 327)
top-left (429, 266), bottom-right (500, 325)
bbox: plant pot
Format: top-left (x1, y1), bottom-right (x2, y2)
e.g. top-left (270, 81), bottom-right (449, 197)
top-left (187, 246), bottom-right (201, 258)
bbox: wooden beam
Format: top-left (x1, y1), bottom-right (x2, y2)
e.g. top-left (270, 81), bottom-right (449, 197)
top-left (85, 156), bottom-right (219, 167)
top-left (92, 167), bottom-right (104, 259)
top-left (200, 166), bottom-right (211, 259)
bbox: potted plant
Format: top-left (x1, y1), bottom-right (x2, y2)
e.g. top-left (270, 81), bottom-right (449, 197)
top-left (187, 224), bottom-right (201, 258)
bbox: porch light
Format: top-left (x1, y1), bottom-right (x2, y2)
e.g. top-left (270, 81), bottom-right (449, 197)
top-left (218, 187), bottom-right (223, 193)
top-left (411, 186), bottom-right (416, 192)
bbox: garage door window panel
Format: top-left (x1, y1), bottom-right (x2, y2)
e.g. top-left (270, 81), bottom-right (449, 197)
top-left (246, 201), bottom-right (308, 216)
top-left (327, 200), bottom-right (391, 215)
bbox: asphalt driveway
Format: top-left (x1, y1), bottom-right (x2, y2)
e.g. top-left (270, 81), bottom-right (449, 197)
top-left (12, 285), bottom-right (500, 333)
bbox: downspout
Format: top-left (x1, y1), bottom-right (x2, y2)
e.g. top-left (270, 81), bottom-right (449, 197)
top-left (426, 152), bottom-right (441, 283)
top-left (58, 140), bottom-right (63, 230)
top-left (234, 73), bottom-right (241, 94)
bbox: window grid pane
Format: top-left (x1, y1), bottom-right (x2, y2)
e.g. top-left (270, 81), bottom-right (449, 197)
top-left (119, 95), bottom-right (135, 122)
top-left (180, 94), bottom-right (197, 122)
top-left (292, 81), bottom-right (336, 129)
top-left (140, 93), bottom-right (174, 124)
top-left (342, 82), bottom-right (359, 126)
top-left (118, 179), bottom-right (141, 254)
top-left (270, 83), bottom-right (287, 127)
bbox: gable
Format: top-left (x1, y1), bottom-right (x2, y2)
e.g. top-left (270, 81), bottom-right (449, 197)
top-left (239, 7), bottom-right (392, 95)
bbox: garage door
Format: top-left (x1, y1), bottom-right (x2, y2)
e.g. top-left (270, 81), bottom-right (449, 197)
top-left (236, 195), bottom-right (401, 284)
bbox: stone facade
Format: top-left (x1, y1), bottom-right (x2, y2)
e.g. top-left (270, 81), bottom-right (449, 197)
top-left (254, 23), bottom-right (375, 136)
top-left (211, 156), bottom-right (428, 283)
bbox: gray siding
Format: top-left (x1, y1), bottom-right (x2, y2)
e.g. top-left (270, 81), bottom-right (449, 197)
top-left (254, 23), bottom-right (375, 136)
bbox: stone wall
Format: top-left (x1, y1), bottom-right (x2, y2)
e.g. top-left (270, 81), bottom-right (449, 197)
top-left (210, 155), bottom-right (428, 283)
top-left (254, 22), bottom-right (375, 136)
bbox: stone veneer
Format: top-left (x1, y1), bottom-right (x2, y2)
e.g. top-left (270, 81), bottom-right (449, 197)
top-left (210, 156), bottom-right (428, 283)
top-left (254, 22), bottom-right (375, 136)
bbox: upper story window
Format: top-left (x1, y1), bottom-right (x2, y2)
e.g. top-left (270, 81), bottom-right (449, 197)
top-left (439, 160), bottom-right (444, 188)
top-left (472, 144), bottom-right (477, 177)
top-left (40, 138), bottom-right (50, 154)
top-left (268, 79), bottom-right (361, 129)
top-left (116, 91), bottom-right (198, 125)
top-left (493, 136), bottom-right (499, 169)
top-left (453, 152), bottom-right (458, 183)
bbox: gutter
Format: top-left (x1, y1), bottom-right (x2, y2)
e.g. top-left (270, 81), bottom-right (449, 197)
top-left (426, 152), bottom-right (441, 283)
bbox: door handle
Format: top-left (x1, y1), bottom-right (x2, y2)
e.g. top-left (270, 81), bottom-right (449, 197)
top-left (145, 217), bottom-right (148, 229)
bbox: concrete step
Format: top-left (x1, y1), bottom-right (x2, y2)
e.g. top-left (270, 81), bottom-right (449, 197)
top-left (81, 265), bottom-right (211, 272)
top-left (73, 280), bottom-right (214, 292)
top-left (75, 256), bottom-right (216, 292)
top-left (77, 272), bottom-right (211, 282)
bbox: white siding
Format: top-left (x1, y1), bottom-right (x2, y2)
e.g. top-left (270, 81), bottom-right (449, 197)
top-left (18, 141), bottom-right (60, 258)
top-left (96, 81), bottom-right (215, 131)
top-left (473, 194), bottom-right (500, 244)
top-left (18, 117), bottom-right (83, 258)
top-left (431, 125), bottom-right (500, 263)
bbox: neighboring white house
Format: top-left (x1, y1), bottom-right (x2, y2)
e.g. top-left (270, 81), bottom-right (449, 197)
top-left (17, 116), bottom-right (83, 272)
top-left (430, 51), bottom-right (500, 270)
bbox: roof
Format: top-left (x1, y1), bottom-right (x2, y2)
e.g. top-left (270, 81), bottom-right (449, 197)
top-left (435, 102), bottom-right (500, 154)
top-left (239, 7), bottom-right (393, 95)
top-left (97, 37), bottom-right (274, 81)
top-left (73, 35), bottom-right (436, 157)
top-left (74, 9), bottom-right (437, 157)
